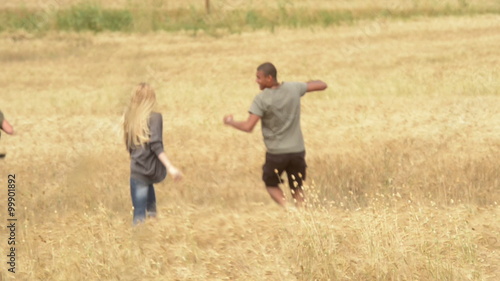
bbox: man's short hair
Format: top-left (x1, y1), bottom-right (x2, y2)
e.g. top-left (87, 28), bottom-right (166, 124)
top-left (257, 62), bottom-right (277, 80)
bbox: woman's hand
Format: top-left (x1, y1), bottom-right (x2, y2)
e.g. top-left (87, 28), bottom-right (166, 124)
top-left (168, 166), bottom-right (183, 181)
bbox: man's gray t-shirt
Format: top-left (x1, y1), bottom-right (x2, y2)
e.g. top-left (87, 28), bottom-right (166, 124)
top-left (249, 82), bottom-right (308, 154)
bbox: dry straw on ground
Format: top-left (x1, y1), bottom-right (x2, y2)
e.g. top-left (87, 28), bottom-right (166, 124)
top-left (0, 1), bottom-right (499, 280)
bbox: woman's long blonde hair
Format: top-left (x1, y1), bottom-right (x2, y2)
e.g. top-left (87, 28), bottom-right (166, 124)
top-left (123, 83), bottom-right (157, 149)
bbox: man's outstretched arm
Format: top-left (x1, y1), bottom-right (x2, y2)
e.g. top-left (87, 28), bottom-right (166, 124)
top-left (223, 113), bottom-right (261, 133)
top-left (306, 80), bottom-right (328, 92)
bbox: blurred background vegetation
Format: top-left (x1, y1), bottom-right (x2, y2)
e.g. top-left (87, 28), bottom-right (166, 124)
top-left (1, 0), bottom-right (499, 34)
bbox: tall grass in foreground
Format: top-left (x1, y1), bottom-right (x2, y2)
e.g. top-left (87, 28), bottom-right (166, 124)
top-left (16, 193), bottom-right (498, 280)
top-left (1, 2), bottom-right (500, 34)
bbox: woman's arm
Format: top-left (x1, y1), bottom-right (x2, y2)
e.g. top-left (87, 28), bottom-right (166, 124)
top-left (158, 152), bottom-right (183, 181)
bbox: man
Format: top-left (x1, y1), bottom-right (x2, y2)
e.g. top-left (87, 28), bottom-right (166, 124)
top-left (223, 62), bottom-right (327, 208)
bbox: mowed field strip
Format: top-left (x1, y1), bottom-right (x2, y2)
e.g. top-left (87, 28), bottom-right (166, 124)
top-left (0, 8), bottom-right (499, 281)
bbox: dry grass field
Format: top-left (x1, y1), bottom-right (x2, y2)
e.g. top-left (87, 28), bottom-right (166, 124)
top-left (0, 1), bottom-right (499, 280)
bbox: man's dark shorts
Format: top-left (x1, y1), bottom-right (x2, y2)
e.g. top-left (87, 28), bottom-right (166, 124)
top-left (262, 151), bottom-right (307, 188)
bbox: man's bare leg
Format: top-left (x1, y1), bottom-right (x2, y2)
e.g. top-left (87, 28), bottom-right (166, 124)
top-left (266, 186), bottom-right (287, 207)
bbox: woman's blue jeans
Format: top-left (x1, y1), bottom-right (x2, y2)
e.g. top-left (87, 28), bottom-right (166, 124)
top-left (130, 178), bottom-right (157, 224)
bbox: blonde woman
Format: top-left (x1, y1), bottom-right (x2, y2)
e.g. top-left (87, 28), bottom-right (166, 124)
top-left (124, 83), bottom-right (182, 224)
